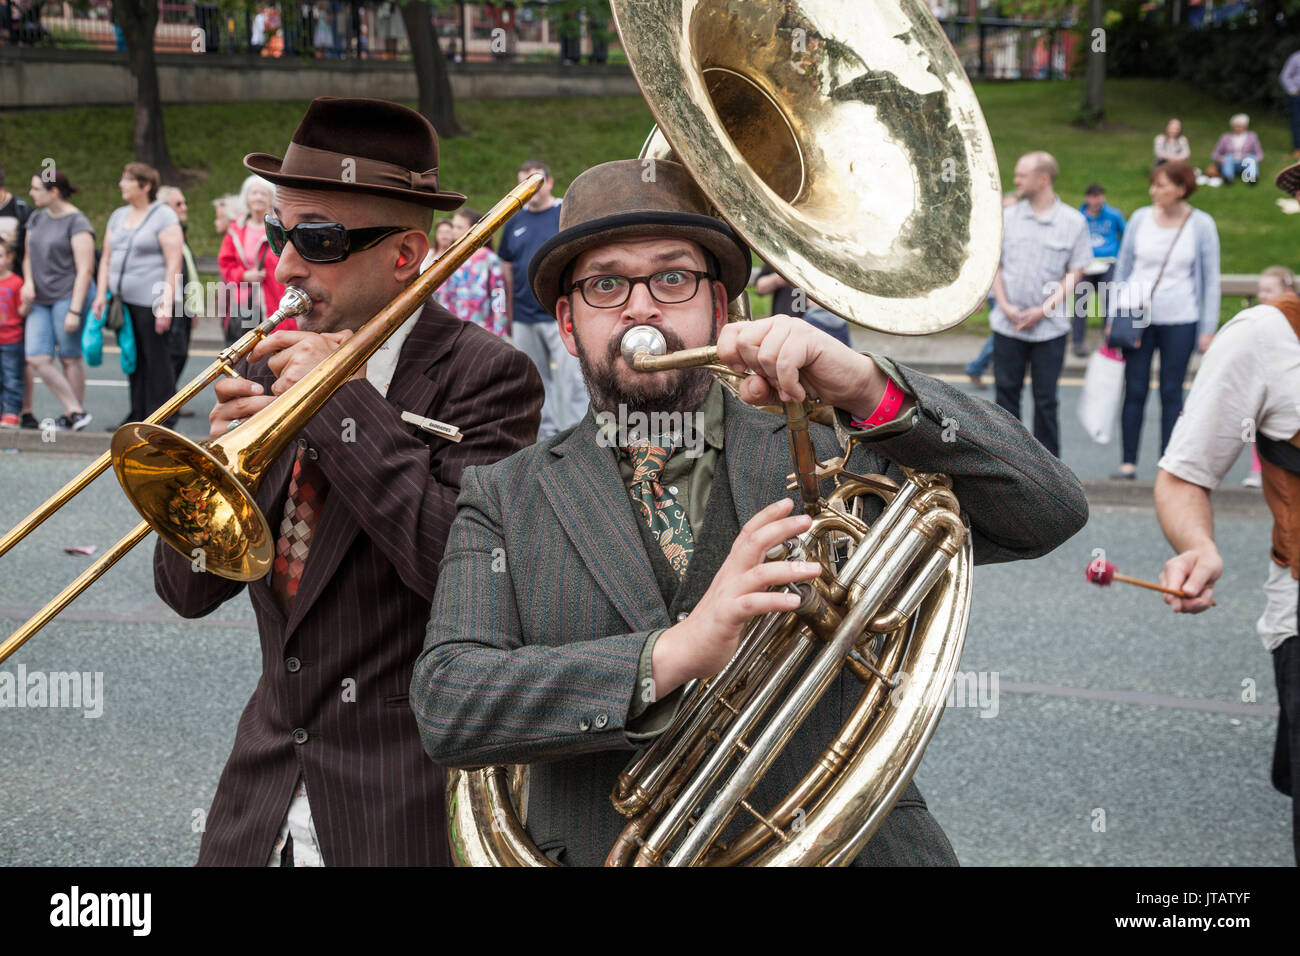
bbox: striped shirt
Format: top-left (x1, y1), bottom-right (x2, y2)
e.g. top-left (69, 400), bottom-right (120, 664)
top-left (990, 197), bottom-right (1092, 343)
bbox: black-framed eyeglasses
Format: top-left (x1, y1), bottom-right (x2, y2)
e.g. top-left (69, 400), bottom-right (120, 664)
top-left (568, 269), bottom-right (713, 309)
top-left (264, 215), bottom-right (407, 264)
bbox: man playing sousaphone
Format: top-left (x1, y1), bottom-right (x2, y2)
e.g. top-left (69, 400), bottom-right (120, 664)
top-left (154, 97), bottom-right (542, 866)
top-left (412, 159), bottom-right (1089, 865)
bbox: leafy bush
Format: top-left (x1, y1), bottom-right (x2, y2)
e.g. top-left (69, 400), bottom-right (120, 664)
top-left (1106, 13), bottom-right (1300, 111)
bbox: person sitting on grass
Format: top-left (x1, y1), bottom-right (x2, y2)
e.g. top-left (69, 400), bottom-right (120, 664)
top-left (1209, 114), bottom-right (1264, 186)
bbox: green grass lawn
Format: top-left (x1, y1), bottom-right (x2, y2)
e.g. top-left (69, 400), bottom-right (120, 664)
top-left (2, 77), bottom-right (1293, 326)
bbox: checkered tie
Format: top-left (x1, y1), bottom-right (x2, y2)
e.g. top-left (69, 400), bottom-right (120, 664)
top-left (624, 441), bottom-right (695, 580)
top-left (270, 446), bottom-right (330, 612)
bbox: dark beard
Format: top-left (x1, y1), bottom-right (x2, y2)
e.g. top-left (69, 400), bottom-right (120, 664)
top-left (577, 325), bottom-right (716, 420)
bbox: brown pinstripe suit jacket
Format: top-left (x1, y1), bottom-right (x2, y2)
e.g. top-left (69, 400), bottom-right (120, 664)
top-left (413, 366), bottom-right (1090, 866)
top-left (155, 301), bottom-right (542, 866)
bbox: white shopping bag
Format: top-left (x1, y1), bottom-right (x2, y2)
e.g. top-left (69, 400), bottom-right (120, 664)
top-left (1078, 347), bottom-right (1125, 444)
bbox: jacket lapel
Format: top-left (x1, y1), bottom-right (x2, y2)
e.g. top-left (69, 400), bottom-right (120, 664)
top-left (538, 417), bottom-right (667, 633)
top-left (722, 392), bottom-right (793, 529)
top-left (279, 302), bottom-right (462, 639)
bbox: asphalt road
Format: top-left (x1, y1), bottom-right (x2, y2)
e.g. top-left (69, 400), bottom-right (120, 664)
top-left (0, 350), bottom-right (1286, 866)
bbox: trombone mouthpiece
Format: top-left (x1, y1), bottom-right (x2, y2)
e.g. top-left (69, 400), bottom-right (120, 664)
top-left (620, 325), bottom-right (667, 367)
top-left (276, 286), bottom-right (314, 321)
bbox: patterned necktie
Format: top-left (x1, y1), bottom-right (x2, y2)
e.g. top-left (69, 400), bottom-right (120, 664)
top-left (624, 442), bottom-right (695, 580)
top-left (270, 446), bottom-right (331, 612)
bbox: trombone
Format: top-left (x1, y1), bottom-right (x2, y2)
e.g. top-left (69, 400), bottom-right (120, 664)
top-left (0, 173), bottom-right (543, 665)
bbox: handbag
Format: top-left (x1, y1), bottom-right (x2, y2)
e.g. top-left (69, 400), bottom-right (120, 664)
top-left (1107, 209), bottom-right (1191, 351)
top-left (105, 204), bottom-right (160, 332)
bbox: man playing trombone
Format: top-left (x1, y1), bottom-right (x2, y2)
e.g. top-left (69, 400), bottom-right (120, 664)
top-left (412, 159), bottom-right (1089, 865)
top-left (154, 97), bottom-right (542, 866)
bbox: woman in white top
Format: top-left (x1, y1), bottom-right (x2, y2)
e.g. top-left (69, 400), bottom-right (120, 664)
top-left (1109, 160), bottom-right (1221, 479)
top-left (1154, 117), bottom-right (1191, 165)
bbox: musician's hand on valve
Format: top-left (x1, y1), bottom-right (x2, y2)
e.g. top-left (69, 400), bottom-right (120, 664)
top-left (248, 329), bottom-right (368, 397)
top-left (715, 315), bottom-right (906, 421)
top-left (1159, 545), bottom-right (1223, 614)
top-left (650, 498), bottom-right (821, 698)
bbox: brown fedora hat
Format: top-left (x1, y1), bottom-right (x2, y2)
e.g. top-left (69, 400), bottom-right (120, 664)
top-left (528, 159), bottom-right (750, 316)
top-left (243, 97), bottom-right (466, 211)
top-left (1276, 161), bottom-right (1300, 197)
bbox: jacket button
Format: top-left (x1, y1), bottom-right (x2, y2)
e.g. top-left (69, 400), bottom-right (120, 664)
top-left (285, 657), bottom-right (301, 673)
top-left (677, 612), bottom-right (689, 622)
top-left (292, 728), bottom-right (309, 744)
top-left (307, 447), bottom-right (319, 461)
top-left (297, 438), bottom-right (308, 451)
top-left (594, 712), bottom-right (608, 729)
top-left (577, 717), bottom-right (591, 732)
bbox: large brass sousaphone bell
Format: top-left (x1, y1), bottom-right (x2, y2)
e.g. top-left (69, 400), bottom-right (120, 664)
top-left (448, 0), bottom-right (999, 865)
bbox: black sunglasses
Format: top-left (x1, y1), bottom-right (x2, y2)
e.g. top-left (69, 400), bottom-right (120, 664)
top-left (264, 215), bottom-right (407, 263)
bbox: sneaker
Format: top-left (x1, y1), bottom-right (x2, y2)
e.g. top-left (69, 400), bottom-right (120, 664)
top-left (1208, 177), bottom-right (1223, 187)
top-left (1109, 468), bottom-right (1137, 481)
top-left (0, 413), bottom-right (18, 428)
top-left (967, 372), bottom-right (985, 389)
top-left (1072, 344), bottom-right (1089, 358)
top-left (67, 410), bottom-right (92, 431)
top-left (20, 412), bottom-right (38, 430)
top-left (1242, 471), bottom-right (1262, 489)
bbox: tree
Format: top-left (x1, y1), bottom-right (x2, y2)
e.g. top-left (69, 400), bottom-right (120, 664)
top-left (1080, 0), bottom-right (1105, 125)
top-left (110, 0), bottom-right (179, 181)
top-left (402, 0), bottom-right (464, 137)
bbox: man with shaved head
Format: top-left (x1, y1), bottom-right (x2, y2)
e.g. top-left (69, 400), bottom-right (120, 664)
top-left (988, 150), bottom-right (1092, 459)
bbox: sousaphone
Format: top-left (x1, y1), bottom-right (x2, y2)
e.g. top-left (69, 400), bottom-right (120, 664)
top-left (448, 0), bottom-right (999, 866)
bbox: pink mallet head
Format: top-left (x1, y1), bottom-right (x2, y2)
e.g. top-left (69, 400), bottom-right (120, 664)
top-left (1086, 558), bottom-right (1116, 586)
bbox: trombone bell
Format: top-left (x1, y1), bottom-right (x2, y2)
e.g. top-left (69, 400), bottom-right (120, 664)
top-left (111, 423), bottom-right (273, 582)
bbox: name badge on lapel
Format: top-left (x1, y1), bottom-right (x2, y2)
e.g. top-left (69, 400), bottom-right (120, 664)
top-left (400, 410), bottom-right (463, 443)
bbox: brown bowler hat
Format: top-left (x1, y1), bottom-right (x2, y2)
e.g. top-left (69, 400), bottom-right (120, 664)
top-left (1276, 161), bottom-right (1300, 197)
top-left (528, 159), bottom-right (750, 317)
top-left (243, 97), bottom-right (466, 211)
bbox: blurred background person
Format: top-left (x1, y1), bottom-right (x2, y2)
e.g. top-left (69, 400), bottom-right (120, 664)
top-left (22, 169), bottom-right (94, 430)
top-left (1154, 117), bottom-right (1190, 165)
top-left (0, 161), bottom-right (36, 428)
top-left (218, 174), bottom-right (291, 345)
top-left (432, 217), bottom-right (454, 257)
top-left (158, 186), bottom-right (204, 399)
top-left (498, 158), bottom-right (587, 440)
top-left (92, 162), bottom-right (183, 428)
top-left (213, 193), bottom-right (243, 237)
top-left (434, 207), bottom-right (508, 337)
top-left (0, 240), bottom-right (25, 428)
top-left (1210, 114), bottom-right (1263, 185)
top-left (1109, 160), bottom-right (1220, 480)
top-left (1076, 183), bottom-right (1125, 358)
top-left (754, 264), bottom-right (851, 346)
top-left (1242, 265), bottom-right (1297, 489)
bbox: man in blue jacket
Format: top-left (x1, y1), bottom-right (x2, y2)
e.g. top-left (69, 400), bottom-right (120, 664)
top-left (1076, 183), bottom-right (1125, 357)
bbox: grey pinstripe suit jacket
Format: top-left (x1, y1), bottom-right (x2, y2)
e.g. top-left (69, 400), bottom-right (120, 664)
top-left (413, 363), bottom-right (1088, 866)
top-left (155, 301), bottom-right (542, 866)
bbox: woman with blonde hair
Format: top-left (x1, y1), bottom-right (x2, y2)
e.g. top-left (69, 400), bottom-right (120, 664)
top-left (217, 174), bottom-right (293, 344)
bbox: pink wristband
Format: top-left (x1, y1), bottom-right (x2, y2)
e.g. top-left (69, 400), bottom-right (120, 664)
top-left (850, 378), bottom-right (906, 429)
